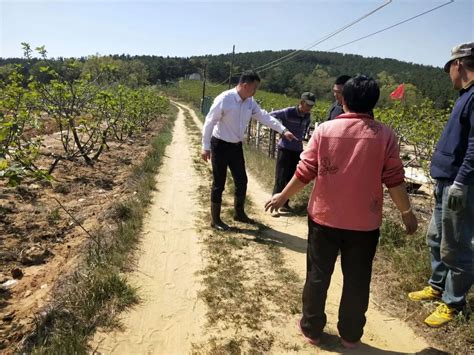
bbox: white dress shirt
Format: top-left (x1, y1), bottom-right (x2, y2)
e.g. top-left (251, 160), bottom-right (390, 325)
top-left (202, 88), bottom-right (286, 150)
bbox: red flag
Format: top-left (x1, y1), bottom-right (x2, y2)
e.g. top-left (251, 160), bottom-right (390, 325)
top-left (390, 83), bottom-right (405, 100)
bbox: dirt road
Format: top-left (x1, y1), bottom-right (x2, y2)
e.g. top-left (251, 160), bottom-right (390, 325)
top-left (92, 105), bottom-right (206, 354)
top-left (92, 102), bottom-right (436, 354)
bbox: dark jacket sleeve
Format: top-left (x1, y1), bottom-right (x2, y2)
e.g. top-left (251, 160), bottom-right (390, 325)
top-left (269, 108), bottom-right (287, 125)
top-left (327, 102), bottom-right (344, 121)
top-left (455, 98), bottom-right (474, 185)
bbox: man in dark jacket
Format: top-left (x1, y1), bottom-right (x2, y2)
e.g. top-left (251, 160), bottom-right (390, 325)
top-left (270, 92), bottom-right (314, 215)
top-left (408, 42), bottom-right (474, 327)
top-left (326, 75), bottom-right (351, 121)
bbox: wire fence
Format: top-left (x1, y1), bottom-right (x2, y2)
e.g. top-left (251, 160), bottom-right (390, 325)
top-left (244, 114), bottom-right (314, 160)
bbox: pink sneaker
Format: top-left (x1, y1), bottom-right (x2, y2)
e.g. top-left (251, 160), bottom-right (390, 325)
top-left (341, 337), bottom-right (359, 349)
top-left (296, 319), bottom-right (320, 346)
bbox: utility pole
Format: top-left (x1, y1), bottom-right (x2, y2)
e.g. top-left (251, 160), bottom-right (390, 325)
top-left (201, 62), bottom-right (207, 110)
top-left (228, 45), bottom-right (235, 89)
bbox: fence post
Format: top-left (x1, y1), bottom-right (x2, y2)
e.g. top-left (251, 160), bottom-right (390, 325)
top-left (271, 131), bottom-right (276, 158)
top-left (256, 121), bottom-right (261, 149)
top-left (268, 130), bottom-right (276, 158)
top-left (247, 120), bottom-right (252, 144)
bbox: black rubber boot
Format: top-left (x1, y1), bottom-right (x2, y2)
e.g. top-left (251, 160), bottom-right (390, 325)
top-left (233, 195), bottom-right (254, 223)
top-left (211, 202), bottom-right (229, 231)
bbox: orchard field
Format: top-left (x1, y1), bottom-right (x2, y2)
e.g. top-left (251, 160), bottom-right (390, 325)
top-left (166, 79), bottom-right (450, 179)
top-left (0, 50), bottom-right (472, 354)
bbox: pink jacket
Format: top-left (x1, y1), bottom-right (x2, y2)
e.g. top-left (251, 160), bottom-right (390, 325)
top-left (295, 113), bottom-right (405, 231)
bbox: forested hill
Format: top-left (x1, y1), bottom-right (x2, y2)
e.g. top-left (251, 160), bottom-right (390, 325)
top-left (0, 49), bottom-right (456, 107)
top-left (189, 50), bottom-right (455, 107)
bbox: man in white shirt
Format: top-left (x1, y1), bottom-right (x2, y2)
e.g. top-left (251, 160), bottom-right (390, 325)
top-left (202, 70), bottom-right (296, 230)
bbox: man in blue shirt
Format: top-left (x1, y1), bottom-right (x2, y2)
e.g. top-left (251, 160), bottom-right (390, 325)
top-left (270, 92), bottom-right (314, 215)
top-left (408, 42), bottom-right (474, 327)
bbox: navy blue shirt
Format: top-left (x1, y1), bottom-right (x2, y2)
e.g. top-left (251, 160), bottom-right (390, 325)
top-left (430, 83), bottom-right (474, 185)
top-left (270, 106), bottom-right (311, 152)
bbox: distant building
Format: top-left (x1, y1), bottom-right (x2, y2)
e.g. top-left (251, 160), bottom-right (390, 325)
top-left (188, 73), bottom-right (201, 80)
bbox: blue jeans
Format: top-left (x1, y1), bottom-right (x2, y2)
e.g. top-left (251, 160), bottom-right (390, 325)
top-left (427, 180), bottom-right (474, 309)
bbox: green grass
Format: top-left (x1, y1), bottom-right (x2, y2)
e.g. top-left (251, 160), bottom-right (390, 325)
top-left (46, 208), bottom-right (61, 224)
top-left (23, 105), bottom-right (178, 355)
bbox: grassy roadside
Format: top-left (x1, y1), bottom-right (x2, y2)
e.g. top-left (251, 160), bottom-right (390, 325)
top-left (243, 144), bottom-right (313, 215)
top-left (243, 138), bottom-right (473, 354)
top-left (181, 108), bottom-right (304, 354)
top-left (22, 106), bottom-right (178, 354)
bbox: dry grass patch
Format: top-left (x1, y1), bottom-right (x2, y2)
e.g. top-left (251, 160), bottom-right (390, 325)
top-left (182, 107), bottom-right (303, 354)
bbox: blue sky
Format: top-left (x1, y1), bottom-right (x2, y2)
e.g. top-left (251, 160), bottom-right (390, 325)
top-left (1, 0), bottom-right (473, 69)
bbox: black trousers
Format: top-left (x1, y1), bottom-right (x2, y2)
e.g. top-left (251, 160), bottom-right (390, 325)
top-left (210, 137), bottom-right (248, 203)
top-left (272, 148), bottom-right (302, 195)
top-left (301, 219), bottom-right (380, 342)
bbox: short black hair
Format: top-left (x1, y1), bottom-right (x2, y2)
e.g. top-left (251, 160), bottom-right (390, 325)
top-left (342, 75), bottom-right (380, 113)
top-left (239, 70), bottom-right (261, 84)
top-left (334, 75), bottom-right (351, 85)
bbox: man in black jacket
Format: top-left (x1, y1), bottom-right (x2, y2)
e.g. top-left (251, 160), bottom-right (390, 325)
top-left (326, 75), bottom-right (351, 121)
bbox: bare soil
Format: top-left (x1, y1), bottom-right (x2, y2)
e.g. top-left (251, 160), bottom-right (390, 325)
top-left (0, 117), bottom-right (167, 353)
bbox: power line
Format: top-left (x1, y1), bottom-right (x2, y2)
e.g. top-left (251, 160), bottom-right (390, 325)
top-left (328, 0), bottom-right (454, 52)
top-left (207, 0), bottom-right (393, 86)
top-left (255, 0), bottom-right (393, 73)
top-left (207, 77), bottom-right (229, 88)
top-left (206, 0), bottom-right (454, 87)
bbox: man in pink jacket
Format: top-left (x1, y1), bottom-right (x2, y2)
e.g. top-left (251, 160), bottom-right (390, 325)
top-left (265, 75), bottom-right (418, 349)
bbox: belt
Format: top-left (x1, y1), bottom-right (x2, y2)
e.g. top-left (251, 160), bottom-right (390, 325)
top-left (211, 136), bottom-right (242, 146)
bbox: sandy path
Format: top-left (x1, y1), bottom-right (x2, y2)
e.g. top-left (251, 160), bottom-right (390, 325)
top-left (92, 106), bottom-right (206, 354)
top-left (178, 102), bottom-right (432, 354)
top-left (92, 101), bottom-right (434, 354)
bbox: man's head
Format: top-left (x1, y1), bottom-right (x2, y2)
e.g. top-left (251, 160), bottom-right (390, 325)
top-left (299, 92), bottom-right (316, 113)
top-left (444, 42), bottom-right (474, 90)
top-left (332, 75), bottom-right (352, 104)
top-left (237, 70), bottom-right (261, 99)
top-left (342, 75), bottom-right (380, 114)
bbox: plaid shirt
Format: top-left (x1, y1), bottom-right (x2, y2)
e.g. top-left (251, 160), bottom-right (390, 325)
top-left (270, 106), bottom-right (311, 152)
